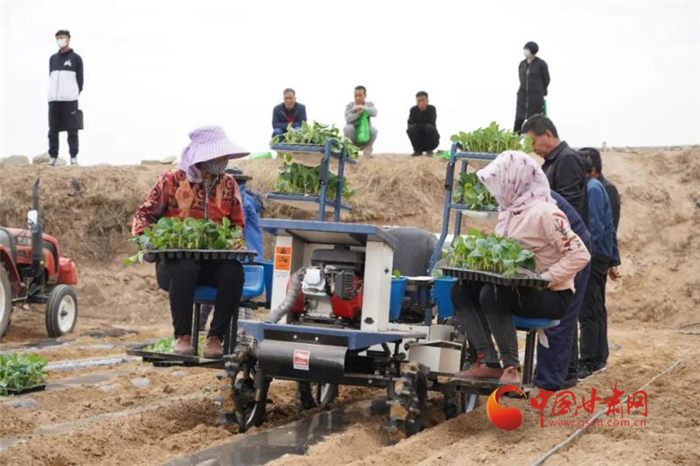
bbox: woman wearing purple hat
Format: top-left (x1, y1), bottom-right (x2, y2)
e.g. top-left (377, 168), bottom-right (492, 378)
top-left (132, 126), bottom-right (249, 357)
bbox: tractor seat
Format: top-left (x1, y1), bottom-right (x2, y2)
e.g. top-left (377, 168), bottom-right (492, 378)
top-left (193, 265), bottom-right (266, 303)
top-left (513, 316), bottom-right (560, 331)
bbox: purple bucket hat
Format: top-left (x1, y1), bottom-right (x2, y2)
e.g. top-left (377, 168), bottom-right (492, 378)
top-left (179, 126), bottom-right (249, 182)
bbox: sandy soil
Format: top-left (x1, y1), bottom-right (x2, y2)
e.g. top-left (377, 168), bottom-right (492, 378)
top-left (0, 147), bottom-right (698, 465)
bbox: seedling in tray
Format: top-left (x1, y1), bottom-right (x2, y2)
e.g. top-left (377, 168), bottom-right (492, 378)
top-left (274, 158), bottom-right (355, 201)
top-left (0, 353), bottom-right (48, 396)
top-left (271, 120), bottom-right (361, 160)
top-left (453, 172), bottom-right (497, 211)
top-left (125, 217), bottom-right (246, 265)
top-left (451, 121), bottom-right (532, 154)
top-left (445, 229), bottom-right (536, 278)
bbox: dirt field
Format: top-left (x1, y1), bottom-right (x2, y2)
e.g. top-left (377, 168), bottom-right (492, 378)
top-left (1, 147), bottom-right (699, 466)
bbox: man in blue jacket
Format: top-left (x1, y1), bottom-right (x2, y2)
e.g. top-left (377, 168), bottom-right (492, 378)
top-left (577, 153), bottom-right (620, 380)
top-left (536, 191), bottom-right (591, 391)
top-left (271, 88), bottom-right (307, 139)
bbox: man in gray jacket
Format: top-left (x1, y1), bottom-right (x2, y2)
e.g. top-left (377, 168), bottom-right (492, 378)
top-left (343, 85), bottom-right (377, 157)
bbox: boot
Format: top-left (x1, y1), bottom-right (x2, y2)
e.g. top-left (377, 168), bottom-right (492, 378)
top-left (173, 335), bottom-right (196, 356)
top-left (203, 336), bottom-right (223, 359)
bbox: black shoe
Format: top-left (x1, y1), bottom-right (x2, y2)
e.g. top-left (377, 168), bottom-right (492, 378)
top-left (560, 374), bottom-right (578, 389)
top-left (591, 362), bottom-right (607, 375)
top-left (578, 364), bottom-right (594, 380)
top-left (411, 152), bottom-right (421, 157)
top-left (426, 151), bottom-right (434, 156)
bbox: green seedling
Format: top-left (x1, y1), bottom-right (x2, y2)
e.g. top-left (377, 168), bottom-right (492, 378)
top-left (446, 229), bottom-right (536, 278)
top-left (0, 353), bottom-right (49, 396)
top-left (125, 217), bottom-right (246, 265)
top-left (453, 172), bottom-right (498, 211)
top-left (450, 122), bottom-right (532, 154)
top-left (271, 120), bottom-right (361, 160)
top-left (274, 159), bottom-right (355, 201)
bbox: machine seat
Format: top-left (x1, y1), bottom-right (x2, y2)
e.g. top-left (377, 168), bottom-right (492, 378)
top-left (193, 265), bottom-right (266, 303)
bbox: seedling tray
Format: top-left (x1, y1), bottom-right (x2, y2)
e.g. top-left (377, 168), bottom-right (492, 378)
top-left (267, 193), bottom-right (352, 212)
top-left (146, 249), bottom-right (255, 261)
top-left (442, 266), bottom-right (549, 290)
top-left (271, 143), bottom-right (356, 167)
top-left (4, 384), bottom-right (47, 396)
top-left (450, 204), bottom-right (498, 219)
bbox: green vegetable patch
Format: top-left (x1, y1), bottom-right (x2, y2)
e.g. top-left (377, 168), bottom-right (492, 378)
top-left (451, 122), bottom-right (532, 154)
top-left (445, 229), bottom-right (536, 278)
top-left (125, 217), bottom-right (246, 264)
top-left (0, 353), bottom-right (49, 396)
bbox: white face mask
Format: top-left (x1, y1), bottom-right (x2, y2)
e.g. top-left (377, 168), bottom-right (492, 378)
top-left (57, 38), bottom-right (68, 48)
top-left (523, 49), bottom-right (532, 58)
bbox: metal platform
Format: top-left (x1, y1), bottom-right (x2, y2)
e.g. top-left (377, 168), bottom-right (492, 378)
top-left (434, 374), bottom-right (534, 397)
top-left (271, 143), bottom-right (357, 167)
top-left (238, 320), bottom-right (422, 351)
top-left (126, 344), bottom-right (224, 368)
top-left (266, 193), bottom-right (352, 213)
top-left (259, 219), bottom-right (398, 250)
top-left (449, 204), bottom-right (499, 220)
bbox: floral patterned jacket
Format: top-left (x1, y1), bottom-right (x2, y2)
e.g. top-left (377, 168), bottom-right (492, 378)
top-left (132, 169), bottom-right (245, 235)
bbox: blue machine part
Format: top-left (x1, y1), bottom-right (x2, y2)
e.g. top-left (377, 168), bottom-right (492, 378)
top-left (513, 316), bottom-right (561, 330)
top-left (389, 277), bottom-right (408, 321)
top-left (433, 276), bottom-right (458, 318)
top-left (239, 320), bottom-right (422, 351)
top-left (194, 265), bottom-right (265, 303)
top-left (259, 219), bottom-right (398, 250)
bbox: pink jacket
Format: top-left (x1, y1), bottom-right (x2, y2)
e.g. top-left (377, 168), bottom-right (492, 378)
top-left (500, 201), bottom-right (590, 292)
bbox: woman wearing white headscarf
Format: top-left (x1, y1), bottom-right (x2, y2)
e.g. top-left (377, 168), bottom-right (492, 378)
top-left (451, 151), bottom-right (590, 384)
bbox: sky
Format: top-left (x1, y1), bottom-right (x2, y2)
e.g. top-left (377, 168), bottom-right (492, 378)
top-left (1, 0), bottom-right (699, 165)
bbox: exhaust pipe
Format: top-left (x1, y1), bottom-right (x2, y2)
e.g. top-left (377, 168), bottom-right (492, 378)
top-left (266, 268), bottom-right (305, 323)
top-left (27, 178), bottom-right (43, 278)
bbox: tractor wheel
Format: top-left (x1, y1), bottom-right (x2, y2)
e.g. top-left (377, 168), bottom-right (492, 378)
top-left (296, 382), bottom-right (339, 410)
top-left (45, 285), bottom-right (78, 337)
top-left (231, 367), bottom-right (268, 433)
top-left (386, 362), bottom-right (428, 441)
top-left (0, 266), bottom-right (12, 342)
top-left (443, 391), bottom-right (480, 419)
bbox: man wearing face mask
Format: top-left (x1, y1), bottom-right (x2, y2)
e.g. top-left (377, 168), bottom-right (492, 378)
top-left (48, 30), bottom-right (83, 165)
top-left (132, 126), bottom-right (248, 358)
top-left (514, 41), bottom-right (549, 134)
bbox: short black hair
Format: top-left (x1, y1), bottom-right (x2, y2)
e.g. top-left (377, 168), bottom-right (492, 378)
top-left (355, 85), bottom-right (367, 94)
top-left (416, 91), bottom-right (428, 98)
top-left (55, 29), bottom-right (71, 38)
top-left (579, 147), bottom-right (602, 173)
top-left (283, 88), bottom-right (295, 96)
top-left (521, 114), bottom-right (559, 138)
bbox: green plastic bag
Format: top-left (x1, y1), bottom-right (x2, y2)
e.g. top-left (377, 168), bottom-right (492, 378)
top-left (542, 99), bottom-right (548, 117)
top-left (355, 110), bottom-right (370, 145)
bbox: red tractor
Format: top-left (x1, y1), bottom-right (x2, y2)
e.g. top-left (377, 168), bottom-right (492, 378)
top-left (0, 180), bottom-right (78, 341)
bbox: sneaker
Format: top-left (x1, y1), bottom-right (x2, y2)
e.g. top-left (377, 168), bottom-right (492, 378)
top-left (70, 157), bottom-right (78, 165)
top-left (578, 364), bottom-right (594, 380)
top-left (591, 362), bottom-right (607, 375)
top-left (173, 335), bottom-right (196, 356)
top-left (203, 336), bottom-right (223, 359)
top-left (499, 366), bottom-right (523, 385)
top-left (363, 146), bottom-right (374, 158)
top-left (561, 375), bottom-right (578, 389)
top-left (49, 158), bottom-right (57, 167)
top-left (426, 151), bottom-right (434, 156)
top-left (451, 362), bottom-right (503, 381)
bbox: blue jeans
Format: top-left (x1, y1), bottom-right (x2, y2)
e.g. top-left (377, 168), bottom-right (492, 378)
top-left (272, 128), bottom-right (285, 139)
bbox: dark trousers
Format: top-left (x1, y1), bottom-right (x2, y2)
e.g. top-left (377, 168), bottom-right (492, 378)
top-left (156, 259), bottom-right (244, 339)
top-left (536, 260), bottom-right (591, 390)
top-left (407, 124), bottom-right (439, 153)
top-left (514, 118), bottom-right (525, 135)
top-left (452, 282), bottom-right (572, 368)
top-left (578, 257), bottom-right (609, 367)
top-left (48, 101), bottom-right (79, 157)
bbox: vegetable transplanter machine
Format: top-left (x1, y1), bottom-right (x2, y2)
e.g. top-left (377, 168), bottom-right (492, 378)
top-left (232, 219), bottom-right (476, 437)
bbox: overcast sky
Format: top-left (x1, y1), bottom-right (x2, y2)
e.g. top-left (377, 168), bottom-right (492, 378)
top-left (1, 1), bottom-right (698, 165)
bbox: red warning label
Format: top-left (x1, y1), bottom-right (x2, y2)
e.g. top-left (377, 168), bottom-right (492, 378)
top-left (293, 349), bottom-right (310, 371)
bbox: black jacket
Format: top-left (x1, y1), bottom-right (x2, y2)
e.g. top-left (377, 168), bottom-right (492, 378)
top-left (516, 57), bottom-right (549, 119)
top-left (48, 49), bottom-right (83, 102)
top-left (598, 174), bottom-right (621, 230)
top-left (542, 141), bottom-right (589, 226)
top-left (272, 103), bottom-right (307, 131)
top-left (407, 105), bottom-right (437, 127)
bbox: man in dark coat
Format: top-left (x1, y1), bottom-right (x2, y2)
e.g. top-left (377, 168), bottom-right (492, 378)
top-left (271, 88), bottom-right (307, 139)
top-left (48, 29), bottom-right (83, 165)
top-left (522, 114), bottom-right (589, 227)
top-left (406, 91), bottom-right (440, 156)
top-left (514, 41), bottom-right (549, 134)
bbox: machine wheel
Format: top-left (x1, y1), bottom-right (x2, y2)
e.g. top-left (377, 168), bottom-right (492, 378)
top-left (0, 266), bottom-right (12, 342)
top-left (232, 368), bottom-right (268, 433)
top-left (296, 382), bottom-right (339, 410)
top-left (443, 392), bottom-right (480, 419)
top-left (386, 362), bottom-right (428, 441)
top-left (45, 285), bottom-right (78, 337)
